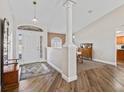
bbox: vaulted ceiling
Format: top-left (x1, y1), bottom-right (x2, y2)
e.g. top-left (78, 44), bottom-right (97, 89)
top-left (9, 0), bottom-right (124, 33)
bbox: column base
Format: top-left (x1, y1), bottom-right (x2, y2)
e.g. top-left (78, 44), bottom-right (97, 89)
top-left (63, 43), bottom-right (78, 82)
top-left (62, 73), bottom-right (77, 82)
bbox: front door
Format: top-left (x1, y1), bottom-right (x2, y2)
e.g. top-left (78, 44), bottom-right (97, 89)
top-left (18, 30), bottom-right (42, 64)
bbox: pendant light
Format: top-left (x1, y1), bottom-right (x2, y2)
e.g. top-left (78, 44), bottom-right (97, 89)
top-left (32, 0), bottom-right (38, 24)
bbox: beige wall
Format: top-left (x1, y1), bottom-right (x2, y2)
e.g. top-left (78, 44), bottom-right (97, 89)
top-left (75, 5), bottom-right (124, 65)
top-left (47, 32), bottom-right (66, 47)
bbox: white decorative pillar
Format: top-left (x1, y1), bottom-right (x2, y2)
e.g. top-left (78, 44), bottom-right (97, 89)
top-left (63, 0), bottom-right (77, 82)
top-left (64, 0), bottom-right (75, 46)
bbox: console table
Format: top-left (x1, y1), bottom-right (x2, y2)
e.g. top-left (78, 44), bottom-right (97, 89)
top-left (2, 59), bottom-right (19, 91)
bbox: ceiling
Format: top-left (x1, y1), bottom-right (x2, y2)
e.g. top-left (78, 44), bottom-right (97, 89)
top-left (9, 0), bottom-right (124, 33)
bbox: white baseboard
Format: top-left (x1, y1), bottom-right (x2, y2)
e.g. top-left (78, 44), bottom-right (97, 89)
top-left (62, 74), bottom-right (68, 82)
top-left (93, 59), bottom-right (116, 66)
top-left (47, 62), bottom-right (62, 73)
top-left (48, 61), bottom-right (77, 82)
top-left (41, 60), bottom-right (47, 62)
top-left (62, 74), bottom-right (77, 83)
top-left (41, 59), bottom-right (47, 62)
top-left (18, 61), bottom-right (46, 65)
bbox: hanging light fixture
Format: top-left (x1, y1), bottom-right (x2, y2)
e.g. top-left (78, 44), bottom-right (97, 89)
top-left (32, 0), bottom-right (38, 24)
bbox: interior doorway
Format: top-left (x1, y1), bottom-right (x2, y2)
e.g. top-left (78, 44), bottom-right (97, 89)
top-left (116, 31), bottom-right (124, 65)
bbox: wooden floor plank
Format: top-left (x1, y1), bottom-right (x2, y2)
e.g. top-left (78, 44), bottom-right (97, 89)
top-left (4, 61), bottom-right (124, 92)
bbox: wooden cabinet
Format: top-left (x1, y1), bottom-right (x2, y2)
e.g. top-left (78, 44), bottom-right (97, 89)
top-left (82, 48), bottom-right (92, 60)
top-left (78, 43), bottom-right (93, 60)
top-left (117, 50), bottom-right (124, 61)
top-left (117, 36), bottom-right (124, 44)
top-left (78, 48), bottom-right (92, 60)
top-left (2, 63), bottom-right (19, 91)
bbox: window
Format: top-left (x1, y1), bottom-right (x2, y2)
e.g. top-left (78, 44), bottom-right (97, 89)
top-left (51, 37), bottom-right (62, 48)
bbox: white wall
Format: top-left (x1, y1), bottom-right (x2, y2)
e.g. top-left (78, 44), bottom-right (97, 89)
top-left (0, 0), bottom-right (16, 59)
top-left (47, 47), bottom-right (68, 76)
top-left (0, 0), bottom-right (13, 20)
top-left (74, 5), bottom-right (124, 65)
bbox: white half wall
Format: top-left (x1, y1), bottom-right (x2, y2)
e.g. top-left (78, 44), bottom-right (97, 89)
top-left (47, 47), bottom-right (68, 76)
top-left (74, 5), bottom-right (124, 65)
top-left (47, 47), bottom-right (77, 82)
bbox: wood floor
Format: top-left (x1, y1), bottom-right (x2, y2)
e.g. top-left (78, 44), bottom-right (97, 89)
top-left (5, 61), bottom-right (124, 92)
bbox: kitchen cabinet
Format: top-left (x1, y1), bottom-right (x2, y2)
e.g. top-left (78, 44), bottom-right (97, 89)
top-left (117, 36), bottom-right (124, 44)
top-left (117, 50), bottom-right (124, 61)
